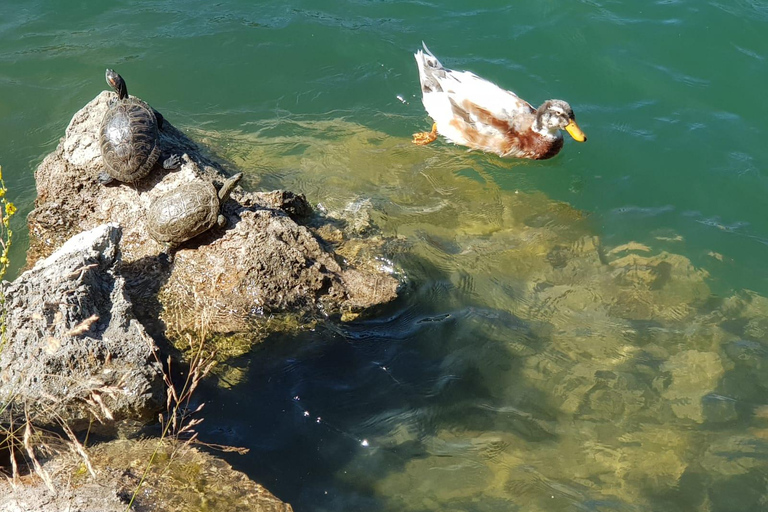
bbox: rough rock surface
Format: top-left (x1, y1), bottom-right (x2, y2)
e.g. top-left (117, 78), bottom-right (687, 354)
top-left (0, 439), bottom-right (293, 512)
top-left (0, 224), bottom-right (163, 431)
top-left (27, 91), bottom-right (398, 340)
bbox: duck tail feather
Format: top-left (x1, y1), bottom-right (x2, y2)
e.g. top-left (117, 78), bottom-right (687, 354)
top-left (416, 42), bottom-right (443, 71)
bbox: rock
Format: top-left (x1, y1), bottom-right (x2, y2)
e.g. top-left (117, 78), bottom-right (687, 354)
top-left (0, 224), bottom-right (163, 431)
top-left (0, 439), bottom-right (293, 512)
top-left (258, 190), bottom-right (314, 222)
top-left (660, 350), bottom-right (726, 422)
top-left (26, 92), bottom-right (398, 345)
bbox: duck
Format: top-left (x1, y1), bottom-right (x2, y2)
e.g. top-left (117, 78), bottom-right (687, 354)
top-left (412, 43), bottom-right (586, 160)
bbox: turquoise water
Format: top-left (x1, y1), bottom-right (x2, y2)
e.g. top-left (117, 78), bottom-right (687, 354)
top-left (3, 1), bottom-right (768, 510)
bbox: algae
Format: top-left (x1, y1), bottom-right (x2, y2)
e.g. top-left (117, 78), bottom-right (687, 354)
top-left (0, 438), bottom-right (292, 512)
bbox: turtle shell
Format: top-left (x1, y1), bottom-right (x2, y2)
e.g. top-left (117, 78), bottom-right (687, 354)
top-left (146, 181), bottom-right (220, 245)
top-left (99, 97), bottom-right (160, 182)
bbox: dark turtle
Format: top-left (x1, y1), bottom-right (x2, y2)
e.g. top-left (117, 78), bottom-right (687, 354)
top-left (98, 69), bottom-right (180, 185)
top-left (146, 173), bottom-right (243, 262)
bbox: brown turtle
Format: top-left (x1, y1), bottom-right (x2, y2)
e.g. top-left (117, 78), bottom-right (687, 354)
top-left (146, 173), bottom-right (243, 262)
top-left (98, 69), bottom-right (180, 185)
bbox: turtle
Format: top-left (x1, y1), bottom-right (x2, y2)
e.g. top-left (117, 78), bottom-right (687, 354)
top-left (98, 69), bottom-right (180, 185)
top-left (146, 173), bottom-right (244, 262)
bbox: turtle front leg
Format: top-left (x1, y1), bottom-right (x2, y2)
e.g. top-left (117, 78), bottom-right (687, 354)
top-left (162, 242), bottom-right (177, 264)
top-left (97, 171), bottom-right (115, 185)
top-left (162, 154), bottom-right (182, 170)
top-left (412, 123), bottom-right (438, 145)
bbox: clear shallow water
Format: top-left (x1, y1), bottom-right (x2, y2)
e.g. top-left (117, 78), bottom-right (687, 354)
top-left (3, 1), bottom-right (768, 511)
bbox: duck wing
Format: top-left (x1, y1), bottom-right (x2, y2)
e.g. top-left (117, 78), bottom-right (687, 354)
top-left (416, 45), bottom-right (535, 131)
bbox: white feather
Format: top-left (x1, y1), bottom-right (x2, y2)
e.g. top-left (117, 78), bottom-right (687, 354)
top-left (415, 47), bottom-right (535, 148)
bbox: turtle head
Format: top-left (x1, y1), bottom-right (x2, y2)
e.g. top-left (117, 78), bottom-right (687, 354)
top-left (218, 173), bottom-right (244, 202)
top-left (105, 69), bottom-right (128, 100)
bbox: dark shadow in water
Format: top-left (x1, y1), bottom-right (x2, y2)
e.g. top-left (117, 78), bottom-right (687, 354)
top-left (194, 253), bottom-right (557, 511)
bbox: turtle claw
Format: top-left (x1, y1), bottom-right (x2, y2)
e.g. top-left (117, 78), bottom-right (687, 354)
top-left (163, 154), bottom-right (182, 170)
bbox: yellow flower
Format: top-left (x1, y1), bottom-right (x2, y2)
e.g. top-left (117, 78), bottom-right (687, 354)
top-left (4, 202), bottom-right (16, 217)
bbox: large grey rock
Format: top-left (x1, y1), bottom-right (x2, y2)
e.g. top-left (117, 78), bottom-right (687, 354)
top-left (26, 92), bottom-right (398, 342)
top-left (0, 224), bottom-right (163, 430)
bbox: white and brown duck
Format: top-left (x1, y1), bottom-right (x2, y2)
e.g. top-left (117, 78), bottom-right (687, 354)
top-left (413, 43), bottom-right (586, 160)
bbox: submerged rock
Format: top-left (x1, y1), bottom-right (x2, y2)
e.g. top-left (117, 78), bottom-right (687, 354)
top-left (660, 350), bottom-right (727, 422)
top-left (202, 118), bottom-right (768, 511)
top-left (26, 92), bottom-right (398, 345)
top-left (0, 224), bottom-right (163, 431)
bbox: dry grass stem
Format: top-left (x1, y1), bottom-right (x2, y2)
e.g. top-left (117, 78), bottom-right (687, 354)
top-left (65, 314), bottom-right (99, 337)
top-left (23, 417), bottom-right (54, 492)
top-left (57, 417), bottom-right (95, 478)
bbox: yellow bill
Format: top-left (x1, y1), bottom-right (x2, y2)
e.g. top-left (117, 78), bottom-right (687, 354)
top-left (565, 119), bottom-right (587, 142)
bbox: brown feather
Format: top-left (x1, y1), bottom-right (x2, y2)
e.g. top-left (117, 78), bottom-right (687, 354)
top-left (449, 100), bottom-right (564, 159)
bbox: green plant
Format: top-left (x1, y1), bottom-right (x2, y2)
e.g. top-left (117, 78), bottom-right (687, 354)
top-left (0, 165), bottom-right (15, 350)
top-left (0, 165), bottom-right (16, 282)
top-left (0, 167), bottom-right (26, 485)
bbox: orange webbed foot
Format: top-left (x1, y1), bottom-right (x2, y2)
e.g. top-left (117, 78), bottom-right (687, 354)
top-left (412, 123), bottom-right (438, 145)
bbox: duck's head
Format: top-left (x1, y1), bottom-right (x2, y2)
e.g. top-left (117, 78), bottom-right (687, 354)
top-left (534, 100), bottom-right (586, 142)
